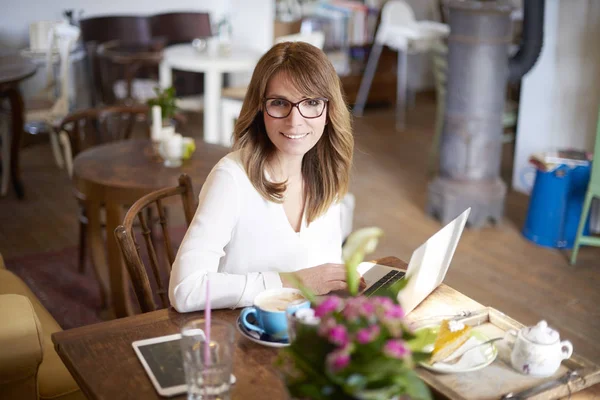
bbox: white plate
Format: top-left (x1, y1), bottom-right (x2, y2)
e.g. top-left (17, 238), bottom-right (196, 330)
top-left (416, 327), bottom-right (498, 374)
top-left (235, 316), bottom-right (290, 348)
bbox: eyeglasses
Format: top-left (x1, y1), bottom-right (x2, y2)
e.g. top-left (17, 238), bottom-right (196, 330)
top-left (264, 97), bottom-right (328, 119)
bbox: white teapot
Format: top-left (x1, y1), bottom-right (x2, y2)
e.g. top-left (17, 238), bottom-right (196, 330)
top-left (506, 320), bottom-right (573, 377)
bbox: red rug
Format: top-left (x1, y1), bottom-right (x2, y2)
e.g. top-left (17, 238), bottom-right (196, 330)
top-left (5, 247), bottom-right (104, 329)
top-left (4, 227), bottom-right (187, 330)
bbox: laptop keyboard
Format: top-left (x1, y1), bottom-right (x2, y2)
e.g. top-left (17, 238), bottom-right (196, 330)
top-left (363, 270), bottom-right (406, 297)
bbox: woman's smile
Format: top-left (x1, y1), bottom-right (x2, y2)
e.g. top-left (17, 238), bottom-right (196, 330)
top-left (280, 132), bottom-right (310, 140)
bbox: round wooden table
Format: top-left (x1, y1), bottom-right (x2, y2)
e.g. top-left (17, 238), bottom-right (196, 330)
top-left (0, 51), bottom-right (37, 199)
top-left (73, 138), bottom-right (230, 318)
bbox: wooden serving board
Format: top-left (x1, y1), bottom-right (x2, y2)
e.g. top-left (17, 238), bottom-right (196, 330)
top-left (413, 307), bottom-right (600, 400)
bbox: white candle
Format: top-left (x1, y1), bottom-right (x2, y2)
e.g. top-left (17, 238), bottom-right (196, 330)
top-left (151, 105), bottom-right (162, 142)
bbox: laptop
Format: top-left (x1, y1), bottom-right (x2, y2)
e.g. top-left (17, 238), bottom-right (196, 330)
top-left (356, 207), bottom-right (471, 314)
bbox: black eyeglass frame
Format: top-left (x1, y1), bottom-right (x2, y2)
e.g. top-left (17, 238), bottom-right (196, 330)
top-left (263, 97), bottom-right (329, 119)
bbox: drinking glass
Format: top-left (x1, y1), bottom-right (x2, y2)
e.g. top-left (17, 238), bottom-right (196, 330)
top-left (180, 319), bottom-right (235, 400)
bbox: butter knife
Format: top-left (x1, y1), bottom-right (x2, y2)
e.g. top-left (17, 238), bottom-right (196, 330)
top-left (501, 370), bottom-right (580, 400)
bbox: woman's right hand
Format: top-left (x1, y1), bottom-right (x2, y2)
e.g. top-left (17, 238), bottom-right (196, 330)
top-left (280, 263), bottom-right (366, 295)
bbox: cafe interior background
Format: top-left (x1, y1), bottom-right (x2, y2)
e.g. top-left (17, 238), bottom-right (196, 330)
top-left (0, 0), bottom-right (599, 398)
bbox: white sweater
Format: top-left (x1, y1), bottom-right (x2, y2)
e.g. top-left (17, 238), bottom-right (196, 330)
top-left (168, 151), bottom-right (343, 312)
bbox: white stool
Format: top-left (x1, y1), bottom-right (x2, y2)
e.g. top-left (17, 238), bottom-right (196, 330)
top-left (353, 0), bottom-right (449, 131)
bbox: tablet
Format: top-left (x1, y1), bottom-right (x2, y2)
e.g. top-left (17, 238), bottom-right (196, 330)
top-left (132, 334), bottom-right (188, 397)
top-left (132, 334), bottom-right (237, 397)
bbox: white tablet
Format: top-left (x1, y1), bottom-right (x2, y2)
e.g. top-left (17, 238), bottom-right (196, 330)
top-left (132, 334), bottom-right (236, 397)
top-left (132, 334), bottom-right (188, 397)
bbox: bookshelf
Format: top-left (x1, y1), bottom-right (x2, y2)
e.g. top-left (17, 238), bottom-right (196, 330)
top-left (274, 0), bottom-right (397, 107)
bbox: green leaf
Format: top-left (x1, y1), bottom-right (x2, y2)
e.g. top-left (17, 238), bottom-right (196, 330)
top-left (342, 227), bottom-right (384, 263)
top-left (395, 370), bottom-right (432, 400)
top-left (342, 227), bottom-right (384, 296)
top-left (406, 326), bottom-right (437, 353)
top-left (146, 86), bottom-right (178, 120)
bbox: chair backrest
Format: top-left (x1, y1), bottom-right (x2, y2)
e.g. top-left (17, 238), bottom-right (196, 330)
top-left (43, 23), bottom-right (80, 118)
top-left (79, 15), bottom-right (152, 45)
top-left (380, 0), bottom-right (417, 28)
top-left (275, 31), bottom-right (326, 50)
top-left (57, 105), bottom-right (150, 157)
top-left (79, 15), bottom-right (152, 105)
top-left (96, 39), bottom-right (165, 104)
top-left (114, 174), bottom-right (197, 313)
top-left (150, 12), bottom-right (212, 45)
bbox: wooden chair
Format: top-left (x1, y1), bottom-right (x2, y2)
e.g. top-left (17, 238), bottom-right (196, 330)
top-left (79, 16), bottom-right (153, 106)
top-left (570, 105), bottom-right (600, 265)
top-left (96, 39), bottom-right (165, 105)
top-left (114, 174), bottom-right (197, 313)
top-left (56, 105), bottom-right (150, 274)
top-left (150, 12), bottom-right (212, 45)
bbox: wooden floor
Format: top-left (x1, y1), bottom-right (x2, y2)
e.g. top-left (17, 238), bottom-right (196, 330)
top-left (1, 96), bottom-right (599, 366)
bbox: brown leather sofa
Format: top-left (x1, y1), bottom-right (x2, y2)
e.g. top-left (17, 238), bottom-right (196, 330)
top-left (0, 253), bottom-right (84, 400)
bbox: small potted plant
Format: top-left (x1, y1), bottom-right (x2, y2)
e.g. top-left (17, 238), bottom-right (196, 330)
top-left (147, 86), bottom-right (178, 129)
top-left (277, 228), bottom-right (432, 400)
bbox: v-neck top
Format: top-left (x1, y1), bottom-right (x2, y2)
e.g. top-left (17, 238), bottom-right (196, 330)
top-left (169, 150), bottom-right (343, 312)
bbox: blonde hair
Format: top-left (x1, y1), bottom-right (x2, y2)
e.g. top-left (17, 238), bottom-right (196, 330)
top-left (232, 42), bottom-right (354, 225)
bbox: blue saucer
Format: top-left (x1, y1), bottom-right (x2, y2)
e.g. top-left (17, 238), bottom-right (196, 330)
top-left (236, 316), bottom-right (290, 348)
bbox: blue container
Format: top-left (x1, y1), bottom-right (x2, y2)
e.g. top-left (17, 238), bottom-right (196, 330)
top-left (523, 164), bottom-right (591, 249)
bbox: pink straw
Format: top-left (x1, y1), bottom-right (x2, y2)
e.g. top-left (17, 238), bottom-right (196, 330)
top-left (204, 278), bottom-right (211, 366)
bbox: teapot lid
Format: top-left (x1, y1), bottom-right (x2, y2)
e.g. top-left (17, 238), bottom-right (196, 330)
top-left (523, 320), bottom-right (559, 344)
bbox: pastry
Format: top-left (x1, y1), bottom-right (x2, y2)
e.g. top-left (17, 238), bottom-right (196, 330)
top-left (430, 319), bottom-right (472, 363)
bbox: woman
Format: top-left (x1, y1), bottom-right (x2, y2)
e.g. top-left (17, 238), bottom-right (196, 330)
top-left (169, 41), bottom-right (354, 312)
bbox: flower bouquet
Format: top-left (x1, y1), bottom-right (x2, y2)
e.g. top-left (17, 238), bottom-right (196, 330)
top-left (277, 228), bottom-right (433, 400)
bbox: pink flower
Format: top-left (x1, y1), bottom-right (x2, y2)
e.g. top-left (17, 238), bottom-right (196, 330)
top-left (384, 304), bottom-right (405, 319)
top-left (361, 301), bottom-right (376, 316)
top-left (383, 339), bottom-right (410, 359)
top-left (374, 297), bottom-right (394, 309)
top-left (317, 317), bottom-right (337, 337)
top-left (326, 348), bottom-right (350, 372)
top-left (356, 325), bottom-right (380, 344)
top-left (328, 325), bottom-right (349, 347)
top-left (341, 297), bottom-right (363, 321)
top-left (315, 296), bottom-right (342, 317)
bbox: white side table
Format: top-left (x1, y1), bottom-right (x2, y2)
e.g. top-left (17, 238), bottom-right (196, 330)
top-left (159, 44), bottom-right (261, 145)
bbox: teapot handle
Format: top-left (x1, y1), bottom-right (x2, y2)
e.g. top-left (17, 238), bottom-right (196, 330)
top-left (504, 329), bottom-right (518, 348)
top-left (560, 340), bottom-right (573, 360)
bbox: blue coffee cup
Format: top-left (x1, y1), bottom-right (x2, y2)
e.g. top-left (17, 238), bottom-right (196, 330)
top-left (240, 288), bottom-right (310, 340)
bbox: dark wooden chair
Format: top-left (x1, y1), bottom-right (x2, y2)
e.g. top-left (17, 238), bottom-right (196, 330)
top-left (150, 12), bottom-right (212, 45)
top-left (56, 105), bottom-right (150, 276)
top-left (79, 16), bottom-right (153, 105)
top-left (114, 174), bottom-right (197, 313)
top-left (96, 39), bottom-right (165, 105)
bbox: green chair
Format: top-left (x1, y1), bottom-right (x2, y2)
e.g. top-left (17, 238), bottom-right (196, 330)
top-left (428, 40), bottom-right (518, 176)
top-left (570, 106), bottom-right (600, 265)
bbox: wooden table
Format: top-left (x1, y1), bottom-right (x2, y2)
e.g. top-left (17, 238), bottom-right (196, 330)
top-left (73, 138), bottom-right (229, 318)
top-left (52, 256), bottom-right (600, 400)
top-left (49, 257), bottom-right (473, 400)
top-left (0, 51), bottom-right (37, 199)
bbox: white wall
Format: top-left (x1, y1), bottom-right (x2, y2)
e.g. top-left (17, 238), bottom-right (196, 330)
top-left (0, 0), bottom-right (273, 53)
top-left (512, 0), bottom-right (600, 193)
